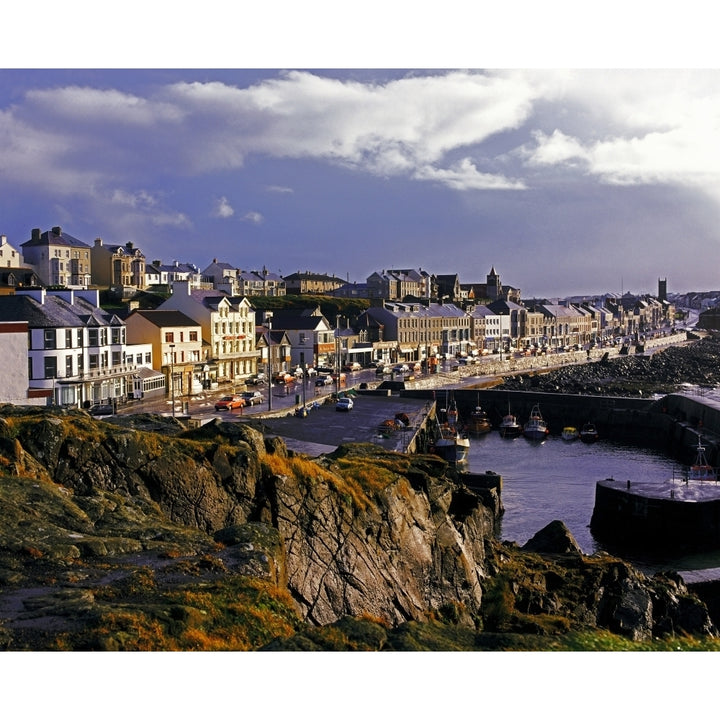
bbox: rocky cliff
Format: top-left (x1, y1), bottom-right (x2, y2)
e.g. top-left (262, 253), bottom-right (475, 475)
top-left (0, 405), bottom-right (716, 650)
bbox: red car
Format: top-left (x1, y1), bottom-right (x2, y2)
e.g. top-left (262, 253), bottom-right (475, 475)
top-left (214, 394), bottom-right (245, 411)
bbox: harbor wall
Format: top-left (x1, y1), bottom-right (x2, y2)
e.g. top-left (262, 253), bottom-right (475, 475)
top-left (590, 479), bottom-right (720, 553)
top-left (394, 388), bottom-right (720, 466)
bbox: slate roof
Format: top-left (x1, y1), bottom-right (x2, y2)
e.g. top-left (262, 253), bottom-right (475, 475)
top-left (21, 228), bottom-right (91, 249)
top-left (128, 310), bottom-right (200, 328)
top-left (0, 294), bottom-right (119, 328)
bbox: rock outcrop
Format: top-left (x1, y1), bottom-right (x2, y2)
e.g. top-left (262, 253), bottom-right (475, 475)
top-left (0, 405), bottom-right (716, 649)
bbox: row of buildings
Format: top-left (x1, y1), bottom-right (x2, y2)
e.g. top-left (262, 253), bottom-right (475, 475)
top-left (0, 273), bottom-right (673, 409)
top-left (1, 227), bottom-right (518, 304)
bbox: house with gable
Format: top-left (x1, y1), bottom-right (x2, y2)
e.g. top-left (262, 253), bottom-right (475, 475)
top-left (262, 307), bottom-right (335, 369)
top-left (91, 238), bottom-right (147, 293)
top-left (0, 234), bottom-right (24, 268)
top-left (158, 281), bottom-right (259, 386)
top-left (0, 287), bottom-right (139, 408)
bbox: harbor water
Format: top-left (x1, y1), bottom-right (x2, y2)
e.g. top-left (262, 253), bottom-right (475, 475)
top-left (466, 431), bottom-right (720, 573)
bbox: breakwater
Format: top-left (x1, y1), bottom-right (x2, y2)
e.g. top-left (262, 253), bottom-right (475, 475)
top-left (393, 387), bottom-right (720, 466)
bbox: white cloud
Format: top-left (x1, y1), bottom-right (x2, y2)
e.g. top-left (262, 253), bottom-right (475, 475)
top-left (265, 185), bottom-right (294, 193)
top-left (5, 68), bottom-right (720, 210)
top-left (213, 196), bottom-right (235, 218)
top-left (241, 211), bottom-right (263, 224)
top-left (414, 158), bottom-right (526, 191)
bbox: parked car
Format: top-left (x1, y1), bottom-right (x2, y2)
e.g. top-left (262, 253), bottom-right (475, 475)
top-left (335, 397), bottom-right (354, 411)
top-left (240, 391), bottom-right (263, 406)
top-left (247, 373), bottom-right (266, 385)
top-left (315, 375), bottom-right (333, 387)
top-left (89, 404), bottom-right (114, 417)
top-left (316, 366), bottom-right (333, 375)
top-left (343, 362), bottom-right (362, 372)
top-left (214, 395), bottom-right (244, 411)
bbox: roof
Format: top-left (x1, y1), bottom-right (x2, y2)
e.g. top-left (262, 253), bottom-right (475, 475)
top-left (21, 228), bottom-right (91, 249)
top-left (128, 310), bottom-right (200, 328)
top-left (0, 293), bottom-right (119, 328)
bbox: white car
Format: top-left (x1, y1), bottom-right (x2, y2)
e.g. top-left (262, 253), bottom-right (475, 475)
top-left (335, 397), bottom-right (354, 411)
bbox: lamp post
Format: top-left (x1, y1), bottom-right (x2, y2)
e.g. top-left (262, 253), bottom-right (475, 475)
top-left (169, 343), bottom-right (175, 417)
top-left (266, 313), bottom-right (273, 412)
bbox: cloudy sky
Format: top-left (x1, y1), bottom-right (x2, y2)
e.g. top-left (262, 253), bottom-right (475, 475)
top-left (2, 8), bottom-right (720, 299)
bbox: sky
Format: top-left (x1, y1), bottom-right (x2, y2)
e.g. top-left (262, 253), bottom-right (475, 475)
top-left (2, 7), bottom-right (720, 301)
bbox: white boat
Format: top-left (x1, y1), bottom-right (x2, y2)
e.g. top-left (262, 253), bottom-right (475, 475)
top-left (523, 404), bottom-right (549, 441)
top-left (688, 438), bottom-right (717, 482)
top-left (432, 393), bottom-right (470, 463)
top-left (499, 404), bottom-right (522, 438)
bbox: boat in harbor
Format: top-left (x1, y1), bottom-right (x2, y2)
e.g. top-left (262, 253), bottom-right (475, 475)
top-left (468, 396), bottom-right (492, 435)
top-left (498, 404), bottom-right (522, 438)
top-left (523, 404), bottom-right (549, 441)
top-left (688, 438), bottom-right (717, 482)
top-left (432, 393), bottom-right (470, 463)
top-left (579, 422), bottom-right (599, 444)
top-left (562, 426), bottom-right (579, 441)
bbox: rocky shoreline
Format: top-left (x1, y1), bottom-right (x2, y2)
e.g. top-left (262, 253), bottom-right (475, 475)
top-left (1, 384), bottom-right (719, 650)
top-left (499, 334), bottom-right (720, 397)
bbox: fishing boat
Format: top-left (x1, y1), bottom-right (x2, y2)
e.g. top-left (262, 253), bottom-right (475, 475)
top-left (432, 393), bottom-right (470, 463)
top-left (688, 438), bottom-right (717, 482)
top-left (498, 404), bottom-right (522, 438)
top-left (562, 426), bottom-right (579, 441)
top-left (523, 404), bottom-right (549, 441)
top-left (469, 396), bottom-right (492, 435)
top-left (579, 422), bottom-right (599, 443)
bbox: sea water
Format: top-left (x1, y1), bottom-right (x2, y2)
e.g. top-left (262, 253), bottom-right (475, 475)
top-left (465, 432), bottom-right (720, 572)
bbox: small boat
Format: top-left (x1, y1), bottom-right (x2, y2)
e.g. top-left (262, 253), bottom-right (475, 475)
top-left (469, 397), bottom-right (492, 435)
top-left (432, 393), bottom-right (470, 463)
top-left (523, 404), bottom-right (549, 441)
top-left (499, 405), bottom-right (522, 438)
top-left (688, 438), bottom-right (717, 482)
top-left (579, 422), bottom-right (599, 443)
top-left (562, 426), bottom-right (579, 441)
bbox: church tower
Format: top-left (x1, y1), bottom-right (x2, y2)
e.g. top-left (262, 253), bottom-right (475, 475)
top-left (486, 266), bottom-right (502, 300)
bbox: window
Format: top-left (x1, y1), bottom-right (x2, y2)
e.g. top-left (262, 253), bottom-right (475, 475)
top-left (165, 331), bottom-right (174, 343)
top-left (78, 354), bottom-right (84, 373)
top-left (112, 351), bottom-right (121, 366)
top-left (65, 329), bottom-right (73, 348)
top-left (144, 352), bottom-right (151, 364)
top-left (111, 328), bottom-right (122, 344)
top-left (44, 329), bottom-right (56, 349)
top-left (89, 353), bottom-right (99, 370)
top-left (65, 355), bottom-right (73, 377)
top-left (88, 329), bottom-right (98, 346)
top-left (44, 356), bottom-right (57, 379)
top-left (189, 331), bottom-right (198, 342)
top-left (77, 329), bottom-right (83, 346)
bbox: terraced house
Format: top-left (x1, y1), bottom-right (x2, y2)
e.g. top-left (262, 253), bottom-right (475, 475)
top-left (0, 288), bottom-right (138, 408)
top-left (159, 281), bottom-right (259, 386)
top-left (359, 301), bottom-right (472, 364)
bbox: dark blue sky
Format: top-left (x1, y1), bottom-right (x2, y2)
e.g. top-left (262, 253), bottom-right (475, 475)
top-left (2, 23), bottom-right (720, 298)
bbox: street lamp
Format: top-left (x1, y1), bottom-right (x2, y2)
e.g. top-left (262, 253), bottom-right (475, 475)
top-left (169, 343), bottom-right (175, 417)
top-left (266, 313), bottom-right (273, 412)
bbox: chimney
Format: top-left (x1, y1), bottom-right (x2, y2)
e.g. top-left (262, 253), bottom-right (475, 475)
top-left (52, 226), bottom-right (62, 236)
top-left (31, 228), bottom-right (41, 241)
top-left (126, 241), bottom-right (134, 250)
top-left (94, 237), bottom-right (103, 247)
